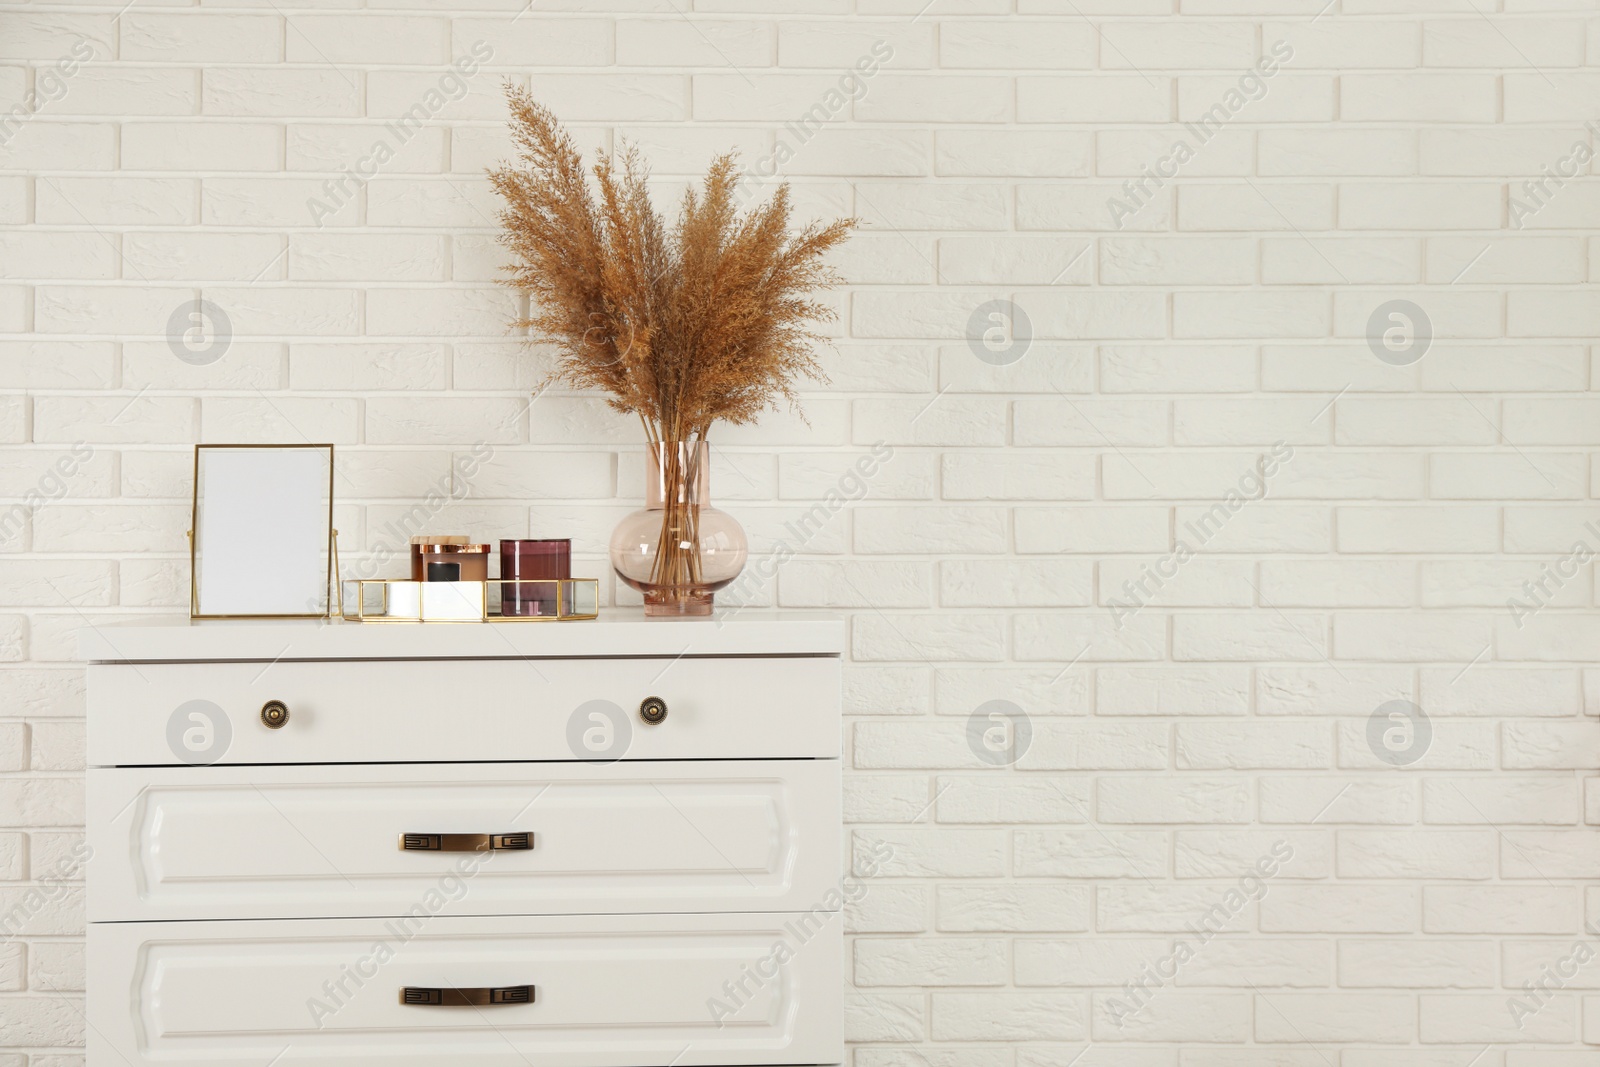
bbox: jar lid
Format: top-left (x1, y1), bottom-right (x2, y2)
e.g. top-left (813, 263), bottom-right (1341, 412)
top-left (414, 542), bottom-right (491, 554)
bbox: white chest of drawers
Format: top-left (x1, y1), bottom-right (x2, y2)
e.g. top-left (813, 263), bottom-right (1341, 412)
top-left (82, 613), bottom-right (844, 1067)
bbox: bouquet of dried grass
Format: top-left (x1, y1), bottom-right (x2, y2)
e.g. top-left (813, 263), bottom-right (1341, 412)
top-left (489, 85), bottom-right (855, 440)
top-left (488, 87), bottom-right (856, 612)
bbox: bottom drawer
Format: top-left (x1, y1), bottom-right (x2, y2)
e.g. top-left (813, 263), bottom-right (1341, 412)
top-left (89, 912), bottom-right (843, 1067)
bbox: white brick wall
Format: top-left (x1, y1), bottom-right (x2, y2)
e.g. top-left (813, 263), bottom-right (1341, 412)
top-left (2, 0), bottom-right (1599, 1061)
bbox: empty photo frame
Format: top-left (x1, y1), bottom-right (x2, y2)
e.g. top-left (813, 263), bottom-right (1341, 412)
top-left (190, 444), bottom-right (336, 619)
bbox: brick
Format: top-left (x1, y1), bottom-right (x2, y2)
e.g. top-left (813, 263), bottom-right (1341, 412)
top-left (935, 775), bottom-right (1089, 824)
top-left (857, 76), bottom-right (1012, 124)
top-left (770, 12), bottom-right (920, 56)
top-left (932, 667), bottom-right (1090, 717)
top-left (931, 992), bottom-right (1087, 1041)
top-left (940, 560), bottom-right (1093, 608)
top-left (1340, 939), bottom-right (1495, 988)
top-left (1342, 74), bottom-right (1497, 122)
top-left (1260, 129), bottom-right (1418, 177)
top-left (1338, 506), bottom-right (1499, 553)
top-left (940, 234), bottom-right (1094, 286)
top-left (1502, 723), bottom-right (1600, 770)
top-left (938, 885), bottom-right (1089, 932)
top-left (1259, 560), bottom-right (1413, 608)
top-left (1100, 127), bottom-right (1253, 178)
top-left (1261, 236), bottom-right (1421, 284)
top-left (855, 829), bottom-right (1007, 879)
top-left (1176, 939), bottom-right (1331, 988)
top-left (1099, 667), bottom-right (1250, 717)
top-left (1020, 183), bottom-right (1172, 232)
top-left (1019, 75), bottom-right (1171, 123)
top-left (1101, 346), bottom-right (1257, 393)
top-left (1423, 778), bottom-right (1578, 825)
top-left (1259, 776), bottom-right (1418, 825)
top-left (1423, 994), bottom-right (1575, 1043)
top-left (1261, 886), bottom-right (1418, 933)
top-left (1094, 992), bottom-right (1252, 1043)
top-left (940, 22), bottom-right (1095, 70)
top-left (1499, 831), bottom-right (1600, 879)
top-left (1178, 184), bottom-right (1334, 231)
top-left (1425, 887), bottom-right (1579, 934)
top-left (1016, 937), bottom-right (1168, 985)
top-left (1173, 830), bottom-right (1331, 879)
top-left (1099, 777), bottom-right (1251, 824)
top-left (937, 129), bottom-right (1092, 177)
top-left (121, 14), bottom-right (280, 62)
top-left (1097, 886), bottom-right (1255, 933)
top-left (1173, 613), bottom-right (1329, 663)
top-left (846, 885), bottom-right (927, 934)
top-left (1333, 613), bottom-right (1494, 663)
top-left (1267, 19), bottom-right (1420, 67)
top-left (1255, 994), bottom-right (1415, 1043)
top-left (1175, 723), bottom-right (1331, 769)
top-left (856, 937), bottom-right (1007, 987)
top-left (845, 992), bottom-right (924, 1043)
top-left (1338, 829), bottom-right (1496, 879)
top-left (1017, 831), bottom-right (1166, 879)
top-left (1018, 721), bottom-right (1170, 769)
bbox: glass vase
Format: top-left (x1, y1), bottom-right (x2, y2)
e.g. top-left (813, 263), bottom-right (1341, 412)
top-left (609, 442), bottom-right (748, 617)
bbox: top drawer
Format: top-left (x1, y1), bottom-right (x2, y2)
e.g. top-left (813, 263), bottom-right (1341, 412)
top-left (88, 656), bottom-right (839, 767)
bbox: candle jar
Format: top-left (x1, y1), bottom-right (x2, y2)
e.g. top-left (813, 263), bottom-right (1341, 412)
top-left (412, 539), bottom-right (490, 582)
top-left (499, 539), bottom-right (571, 616)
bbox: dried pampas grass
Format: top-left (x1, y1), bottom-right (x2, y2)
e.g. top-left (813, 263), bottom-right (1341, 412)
top-left (488, 85), bottom-right (856, 448)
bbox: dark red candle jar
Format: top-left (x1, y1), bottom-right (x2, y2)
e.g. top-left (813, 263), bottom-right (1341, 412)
top-left (499, 539), bottom-right (571, 616)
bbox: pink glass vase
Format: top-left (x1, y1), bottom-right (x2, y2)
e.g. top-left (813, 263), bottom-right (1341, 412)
top-left (609, 442), bottom-right (747, 617)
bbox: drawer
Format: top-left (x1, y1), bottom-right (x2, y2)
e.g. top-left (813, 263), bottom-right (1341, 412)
top-left (87, 655), bottom-right (839, 766)
top-left (87, 912), bottom-right (844, 1067)
top-left (88, 761), bottom-right (841, 922)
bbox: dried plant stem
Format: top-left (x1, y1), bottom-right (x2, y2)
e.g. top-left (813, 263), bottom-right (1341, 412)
top-left (647, 441), bottom-right (704, 603)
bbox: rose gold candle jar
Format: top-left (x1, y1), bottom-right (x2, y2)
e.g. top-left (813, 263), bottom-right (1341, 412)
top-left (411, 537), bottom-right (491, 582)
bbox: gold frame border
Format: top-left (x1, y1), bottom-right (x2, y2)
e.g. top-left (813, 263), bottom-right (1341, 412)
top-left (189, 443), bottom-right (338, 620)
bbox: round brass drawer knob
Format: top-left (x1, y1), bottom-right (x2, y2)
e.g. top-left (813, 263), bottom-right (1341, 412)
top-left (260, 700), bottom-right (290, 729)
top-left (639, 696), bottom-right (668, 725)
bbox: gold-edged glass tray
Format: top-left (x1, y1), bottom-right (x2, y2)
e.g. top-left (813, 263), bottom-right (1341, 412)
top-left (341, 579), bottom-right (599, 623)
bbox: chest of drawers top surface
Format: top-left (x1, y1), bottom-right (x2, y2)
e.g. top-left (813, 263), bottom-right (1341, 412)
top-left (80, 609), bottom-right (845, 662)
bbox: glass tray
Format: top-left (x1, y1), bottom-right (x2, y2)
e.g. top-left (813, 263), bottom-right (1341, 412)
top-left (341, 578), bottom-right (599, 623)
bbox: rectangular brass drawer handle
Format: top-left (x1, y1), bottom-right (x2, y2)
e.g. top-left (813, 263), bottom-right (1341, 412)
top-left (399, 833), bottom-right (534, 852)
top-left (401, 985), bottom-right (535, 1006)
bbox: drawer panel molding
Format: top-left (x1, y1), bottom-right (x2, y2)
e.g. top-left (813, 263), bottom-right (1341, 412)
top-left (89, 760), bottom-right (841, 922)
top-left (88, 912), bottom-right (845, 1067)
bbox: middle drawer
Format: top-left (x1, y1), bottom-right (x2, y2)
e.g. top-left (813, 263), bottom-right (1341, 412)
top-left (88, 759), bottom-right (840, 923)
